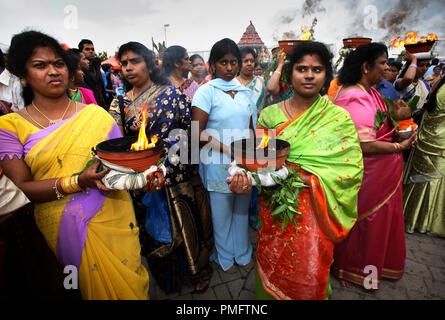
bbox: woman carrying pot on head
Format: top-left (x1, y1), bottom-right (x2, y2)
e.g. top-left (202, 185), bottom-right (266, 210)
top-left (0, 31), bottom-right (155, 300)
top-left (162, 45), bottom-right (199, 100)
top-left (395, 51), bottom-right (432, 124)
top-left (332, 43), bottom-right (417, 290)
top-left (192, 38), bottom-right (257, 274)
top-left (108, 41), bottom-right (213, 294)
top-left (266, 48), bottom-right (294, 104)
top-left (229, 41), bottom-right (363, 300)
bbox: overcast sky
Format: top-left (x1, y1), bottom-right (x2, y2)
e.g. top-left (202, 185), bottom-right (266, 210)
top-left (1, 0), bottom-right (444, 59)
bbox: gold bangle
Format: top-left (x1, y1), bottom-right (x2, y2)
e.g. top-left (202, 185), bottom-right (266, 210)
top-left (394, 142), bottom-right (402, 151)
top-left (53, 178), bottom-right (64, 199)
top-left (59, 175), bottom-right (84, 195)
top-left (71, 175), bottom-right (82, 193)
top-left (274, 70), bottom-right (281, 75)
top-left (60, 176), bottom-right (71, 194)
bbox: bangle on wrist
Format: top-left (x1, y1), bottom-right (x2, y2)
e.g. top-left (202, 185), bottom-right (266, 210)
top-left (393, 142), bottom-right (402, 152)
top-left (274, 70), bottom-right (281, 75)
top-left (53, 178), bottom-right (65, 199)
top-left (60, 175), bottom-right (83, 194)
top-left (408, 64), bottom-right (417, 69)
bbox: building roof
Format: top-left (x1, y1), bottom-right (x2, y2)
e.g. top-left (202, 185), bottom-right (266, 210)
top-left (238, 21), bottom-right (265, 47)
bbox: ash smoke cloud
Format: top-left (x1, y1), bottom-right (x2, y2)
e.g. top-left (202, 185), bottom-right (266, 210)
top-left (271, 0), bottom-right (444, 57)
top-left (302, 0), bottom-right (326, 17)
top-left (379, 0), bottom-right (429, 40)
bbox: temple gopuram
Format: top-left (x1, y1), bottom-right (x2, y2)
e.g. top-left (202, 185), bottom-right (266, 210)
top-left (238, 20), bottom-right (271, 64)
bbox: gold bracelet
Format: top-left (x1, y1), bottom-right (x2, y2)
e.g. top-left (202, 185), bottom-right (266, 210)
top-left (60, 176), bottom-right (80, 194)
top-left (53, 178), bottom-right (65, 199)
top-left (71, 175), bottom-right (82, 193)
top-left (394, 142), bottom-right (402, 152)
top-left (274, 70), bottom-right (281, 75)
top-left (59, 176), bottom-right (71, 194)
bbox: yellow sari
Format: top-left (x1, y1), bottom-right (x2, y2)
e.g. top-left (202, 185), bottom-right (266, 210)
top-left (0, 105), bottom-right (149, 300)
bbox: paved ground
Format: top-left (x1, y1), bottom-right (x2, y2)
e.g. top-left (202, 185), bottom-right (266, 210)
top-left (144, 227), bottom-right (445, 300)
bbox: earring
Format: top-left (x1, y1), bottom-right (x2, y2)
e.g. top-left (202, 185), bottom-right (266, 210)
top-left (20, 78), bottom-right (27, 87)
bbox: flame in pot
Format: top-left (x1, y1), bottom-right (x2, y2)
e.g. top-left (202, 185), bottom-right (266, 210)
top-left (130, 105), bottom-right (158, 151)
top-left (299, 27), bottom-right (311, 41)
top-left (256, 130), bottom-right (270, 149)
top-left (390, 32), bottom-right (437, 48)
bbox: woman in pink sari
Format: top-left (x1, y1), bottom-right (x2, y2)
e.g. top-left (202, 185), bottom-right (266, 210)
top-left (65, 49), bottom-right (98, 105)
top-left (332, 43), bottom-right (417, 289)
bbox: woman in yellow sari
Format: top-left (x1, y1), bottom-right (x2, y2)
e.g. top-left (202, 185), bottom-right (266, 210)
top-left (0, 31), bottom-right (152, 300)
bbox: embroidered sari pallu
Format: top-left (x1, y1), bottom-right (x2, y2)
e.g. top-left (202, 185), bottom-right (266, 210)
top-left (256, 96), bottom-right (363, 299)
top-left (0, 105), bottom-right (149, 300)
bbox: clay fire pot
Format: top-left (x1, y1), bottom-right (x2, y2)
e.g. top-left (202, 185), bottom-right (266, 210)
top-left (342, 37), bottom-right (372, 48)
top-left (404, 40), bottom-right (436, 54)
top-left (96, 137), bottom-right (164, 173)
top-left (231, 138), bottom-right (290, 171)
top-left (278, 40), bottom-right (305, 54)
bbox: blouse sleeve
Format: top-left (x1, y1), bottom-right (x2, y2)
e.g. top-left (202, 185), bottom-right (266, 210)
top-left (0, 116), bottom-right (24, 160)
top-left (108, 97), bottom-right (123, 126)
top-left (335, 92), bottom-right (377, 142)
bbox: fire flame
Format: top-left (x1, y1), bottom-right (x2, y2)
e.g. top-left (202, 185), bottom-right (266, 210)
top-left (130, 105), bottom-right (158, 151)
top-left (256, 130), bottom-right (270, 149)
top-left (298, 27), bottom-right (312, 41)
top-left (390, 32), bottom-right (437, 48)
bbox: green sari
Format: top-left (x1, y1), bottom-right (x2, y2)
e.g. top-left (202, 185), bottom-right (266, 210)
top-left (70, 88), bottom-right (83, 102)
top-left (403, 83), bottom-right (445, 237)
top-left (255, 95), bottom-right (363, 299)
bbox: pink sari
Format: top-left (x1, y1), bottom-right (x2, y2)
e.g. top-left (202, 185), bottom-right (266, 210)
top-left (78, 87), bottom-right (98, 105)
top-left (332, 88), bottom-right (406, 289)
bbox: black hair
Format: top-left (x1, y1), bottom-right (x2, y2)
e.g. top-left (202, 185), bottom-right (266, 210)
top-left (239, 46), bottom-right (257, 60)
top-left (208, 38), bottom-right (241, 78)
top-left (430, 58), bottom-right (439, 66)
top-left (389, 61), bottom-right (402, 71)
top-left (117, 41), bottom-right (170, 88)
top-left (0, 49), bottom-right (5, 70)
top-left (189, 54), bottom-right (209, 78)
top-left (338, 42), bottom-right (388, 86)
top-left (65, 48), bottom-right (81, 77)
top-left (162, 45), bottom-right (187, 76)
top-left (7, 30), bottom-right (69, 105)
top-left (190, 54), bottom-right (205, 64)
top-left (101, 63), bottom-right (113, 73)
top-left (286, 41), bottom-right (334, 95)
top-left (78, 39), bottom-right (93, 51)
top-left (424, 76), bottom-right (445, 113)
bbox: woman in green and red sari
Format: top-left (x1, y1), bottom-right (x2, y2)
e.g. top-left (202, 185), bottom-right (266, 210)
top-left (228, 41), bottom-right (363, 300)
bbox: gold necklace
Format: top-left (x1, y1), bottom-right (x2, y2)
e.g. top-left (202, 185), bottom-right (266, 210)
top-left (237, 75), bottom-right (251, 86)
top-left (284, 99), bottom-right (296, 119)
top-left (25, 107), bottom-right (46, 129)
top-left (356, 83), bottom-right (369, 93)
top-left (31, 99), bottom-right (72, 126)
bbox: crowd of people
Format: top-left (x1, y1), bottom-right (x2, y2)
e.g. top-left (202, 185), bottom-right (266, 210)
top-left (0, 29), bottom-right (444, 300)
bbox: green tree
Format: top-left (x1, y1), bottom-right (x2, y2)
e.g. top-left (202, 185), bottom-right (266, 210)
top-left (97, 51), bottom-right (109, 61)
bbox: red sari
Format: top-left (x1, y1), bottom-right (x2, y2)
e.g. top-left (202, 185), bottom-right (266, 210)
top-left (256, 97), bottom-right (363, 299)
top-left (333, 88), bottom-right (406, 288)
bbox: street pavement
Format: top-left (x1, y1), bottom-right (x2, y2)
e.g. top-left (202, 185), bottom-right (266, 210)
top-left (144, 227), bottom-right (445, 300)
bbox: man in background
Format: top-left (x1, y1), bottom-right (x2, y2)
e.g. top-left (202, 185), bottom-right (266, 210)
top-left (78, 39), bottom-right (106, 108)
top-left (0, 49), bottom-right (24, 112)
